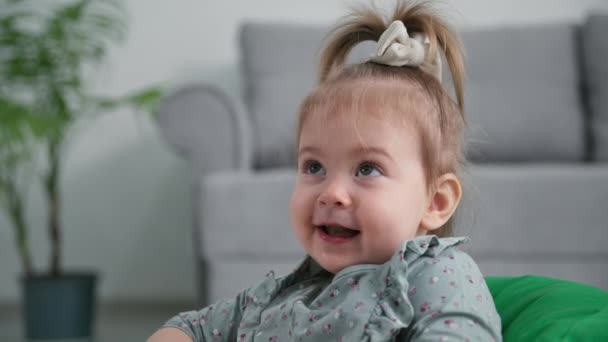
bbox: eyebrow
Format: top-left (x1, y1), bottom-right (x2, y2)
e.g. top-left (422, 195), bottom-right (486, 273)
top-left (298, 145), bottom-right (394, 161)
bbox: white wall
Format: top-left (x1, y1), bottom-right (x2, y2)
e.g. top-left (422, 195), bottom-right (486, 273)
top-left (1, 0), bottom-right (607, 304)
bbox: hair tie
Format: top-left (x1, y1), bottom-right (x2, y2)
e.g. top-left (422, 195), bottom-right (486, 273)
top-left (370, 20), bottom-right (442, 81)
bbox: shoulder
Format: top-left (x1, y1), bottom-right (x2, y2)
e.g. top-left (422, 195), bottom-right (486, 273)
top-left (407, 237), bottom-right (483, 285)
top-left (397, 235), bottom-right (486, 300)
top-left (405, 241), bottom-right (488, 305)
top-left (394, 236), bottom-right (502, 337)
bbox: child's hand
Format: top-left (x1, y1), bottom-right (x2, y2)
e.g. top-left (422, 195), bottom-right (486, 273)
top-left (147, 327), bottom-right (193, 342)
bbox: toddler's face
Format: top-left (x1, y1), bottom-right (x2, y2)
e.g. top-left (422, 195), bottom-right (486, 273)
top-left (290, 111), bottom-right (430, 274)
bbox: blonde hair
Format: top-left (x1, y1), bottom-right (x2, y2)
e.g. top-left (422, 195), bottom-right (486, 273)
top-left (296, 0), bottom-right (468, 237)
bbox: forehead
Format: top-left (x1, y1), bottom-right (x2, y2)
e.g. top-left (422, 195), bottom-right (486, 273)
top-left (299, 79), bottom-right (430, 147)
top-left (299, 107), bottom-right (423, 161)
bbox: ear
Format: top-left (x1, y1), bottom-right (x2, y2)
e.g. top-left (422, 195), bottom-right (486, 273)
top-left (419, 173), bottom-right (462, 232)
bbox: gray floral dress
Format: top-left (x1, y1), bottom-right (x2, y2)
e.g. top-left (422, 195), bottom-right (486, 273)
top-left (162, 235), bottom-right (502, 341)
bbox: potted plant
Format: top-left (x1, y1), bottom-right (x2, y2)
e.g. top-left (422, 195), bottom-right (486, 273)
top-left (0, 0), bottom-right (161, 339)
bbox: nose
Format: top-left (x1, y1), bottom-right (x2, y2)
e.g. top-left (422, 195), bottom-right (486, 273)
top-left (317, 178), bottom-right (352, 208)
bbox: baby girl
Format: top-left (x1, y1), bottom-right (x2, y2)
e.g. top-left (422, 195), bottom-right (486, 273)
top-left (148, 1), bottom-right (502, 341)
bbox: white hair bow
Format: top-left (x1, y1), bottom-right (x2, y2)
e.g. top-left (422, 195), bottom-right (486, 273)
top-left (370, 20), bottom-right (442, 80)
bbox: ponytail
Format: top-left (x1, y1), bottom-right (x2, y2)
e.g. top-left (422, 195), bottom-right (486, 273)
top-left (318, 1), bottom-right (465, 113)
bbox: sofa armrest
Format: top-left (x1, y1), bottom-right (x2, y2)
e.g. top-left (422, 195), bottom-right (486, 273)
top-left (157, 83), bottom-right (253, 174)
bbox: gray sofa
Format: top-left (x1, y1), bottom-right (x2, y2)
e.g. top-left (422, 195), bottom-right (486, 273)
top-left (157, 15), bottom-right (608, 306)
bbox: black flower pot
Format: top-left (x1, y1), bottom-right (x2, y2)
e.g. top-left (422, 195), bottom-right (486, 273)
top-left (21, 272), bottom-right (98, 340)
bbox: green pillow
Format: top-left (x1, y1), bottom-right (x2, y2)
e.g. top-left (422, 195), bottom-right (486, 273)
top-left (485, 275), bottom-right (608, 342)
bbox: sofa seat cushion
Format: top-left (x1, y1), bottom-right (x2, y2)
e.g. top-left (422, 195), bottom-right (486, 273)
top-left (199, 165), bottom-right (608, 291)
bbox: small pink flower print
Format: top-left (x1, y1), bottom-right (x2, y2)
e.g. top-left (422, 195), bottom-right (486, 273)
top-left (264, 313), bottom-right (272, 322)
top-left (453, 301), bottom-right (460, 308)
top-left (466, 275), bottom-right (475, 284)
top-left (281, 312), bottom-right (289, 320)
top-left (408, 286), bottom-right (417, 295)
top-left (192, 318), bottom-right (200, 326)
top-left (430, 276), bottom-right (439, 284)
top-left (449, 280), bottom-right (457, 288)
top-left (316, 300), bottom-right (323, 308)
top-left (420, 301), bottom-right (431, 313)
top-left (266, 270), bottom-right (275, 278)
top-left (444, 319), bottom-right (459, 329)
top-left (239, 333), bottom-right (246, 342)
top-left (212, 328), bottom-right (222, 339)
top-left (476, 294), bottom-right (483, 302)
top-left (334, 308), bottom-right (344, 319)
top-left (268, 336), bottom-right (278, 342)
top-left (347, 278), bottom-right (360, 290)
top-left (354, 301), bottom-right (365, 311)
top-left (399, 250), bottom-right (404, 260)
top-left (329, 287), bottom-right (340, 297)
top-left (431, 310), bottom-right (442, 318)
top-left (323, 324), bottom-right (332, 334)
top-left (305, 328), bottom-right (313, 336)
top-left (309, 313), bottom-right (318, 322)
top-left (448, 254), bottom-right (455, 260)
top-left (419, 241), bottom-right (428, 248)
top-left (440, 295), bottom-right (447, 302)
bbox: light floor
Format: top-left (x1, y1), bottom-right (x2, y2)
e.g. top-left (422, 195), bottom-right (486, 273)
top-left (0, 301), bottom-right (191, 342)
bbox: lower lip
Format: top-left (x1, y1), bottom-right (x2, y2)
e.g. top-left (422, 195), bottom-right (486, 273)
top-left (317, 227), bottom-right (359, 244)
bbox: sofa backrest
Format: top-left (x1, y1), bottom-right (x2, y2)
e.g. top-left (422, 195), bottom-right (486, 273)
top-left (582, 14), bottom-right (608, 161)
top-left (240, 21), bottom-right (591, 170)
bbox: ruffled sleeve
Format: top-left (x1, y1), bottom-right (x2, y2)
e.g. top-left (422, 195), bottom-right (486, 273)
top-left (160, 270), bottom-right (281, 341)
top-left (161, 289), bottom-right (248, 341)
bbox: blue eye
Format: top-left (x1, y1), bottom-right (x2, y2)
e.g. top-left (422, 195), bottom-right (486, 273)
top-left (304, 160), bottom-right (326, 175)
top-left (356, 162), bottom-right (381, 177)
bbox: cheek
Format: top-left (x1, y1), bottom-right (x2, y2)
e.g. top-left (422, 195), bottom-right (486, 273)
top-left (290, 183), bottom-right (313, 224)
top-left (362, 185), bottom-right (423, 232)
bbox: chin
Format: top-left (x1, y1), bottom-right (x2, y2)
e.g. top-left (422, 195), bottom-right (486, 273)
top-left (315, 256), bottom-right (357, 274)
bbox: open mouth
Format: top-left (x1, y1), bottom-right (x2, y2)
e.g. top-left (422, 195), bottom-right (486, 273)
top-left (318, 225), bottom-right (360, 238)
